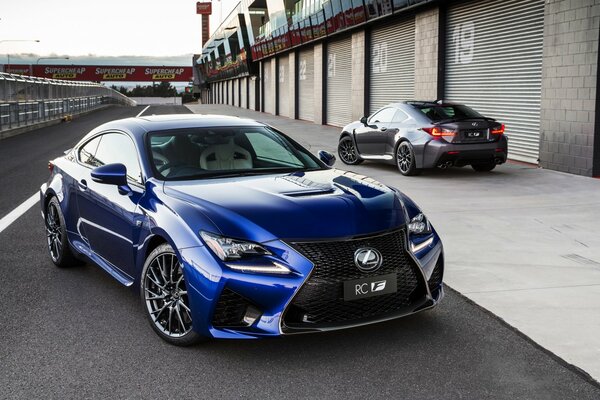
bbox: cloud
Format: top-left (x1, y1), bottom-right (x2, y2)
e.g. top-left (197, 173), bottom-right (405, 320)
top-left (4, 53), bottom-right (193, 66)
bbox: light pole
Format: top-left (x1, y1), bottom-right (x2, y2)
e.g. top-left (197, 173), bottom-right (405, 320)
top-left (0, 39), bottom-right (41, 73)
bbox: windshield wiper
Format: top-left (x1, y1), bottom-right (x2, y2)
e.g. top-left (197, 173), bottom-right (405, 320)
top-left (182, 167), bottom-right (311, 180)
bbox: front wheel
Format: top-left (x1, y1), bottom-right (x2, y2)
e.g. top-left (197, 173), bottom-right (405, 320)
top-left (338, 136), bottom-right (363, 165)
top-left (396, 141), bottom-right (421, 176)
top-left (472, 162), bottom-right (496, 172)
top-left (141, 243), bottom-right (206, 346)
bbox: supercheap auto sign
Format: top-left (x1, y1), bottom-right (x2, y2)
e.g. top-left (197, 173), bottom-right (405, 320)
top-left (2, 65), bottom-right (193, 81)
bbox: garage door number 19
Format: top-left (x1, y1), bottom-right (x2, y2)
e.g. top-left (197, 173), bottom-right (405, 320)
top-left (452, 21), bottom-right (475, 64)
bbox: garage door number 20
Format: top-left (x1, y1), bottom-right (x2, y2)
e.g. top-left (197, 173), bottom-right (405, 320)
top-left (372, 43), bottom-right (388, 74)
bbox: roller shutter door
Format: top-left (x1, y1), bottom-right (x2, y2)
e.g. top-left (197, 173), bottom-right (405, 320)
top-left (249, 77), bottom-right (256, 110)
top-left (240, 77), bottom-right (247, 108)
top-left (233, 79), bottom-right (239, 106)
top-left (327, 37), bottom-right (353, 127)
top-left (227, 80), bottom-right (231, 105)
top-left (278, 54), bottom-right (290, 117)
top-left (445, 0), bottom-right (544, 163)
top-left (220, 82), bottom-right (224, 104)
top-left (369, 18), bottom-right (415, 114)
top-left (262, 62), bottom-right (273, 114)
top-left (298, 47), bottom-right (315, 121)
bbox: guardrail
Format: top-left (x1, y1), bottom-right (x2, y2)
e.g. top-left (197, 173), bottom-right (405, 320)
top-left (0, 72), bottom-right (136, 132)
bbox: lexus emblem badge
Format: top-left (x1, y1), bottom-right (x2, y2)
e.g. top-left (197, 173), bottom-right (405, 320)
top-left (354, 248), bottom-right (383, 272)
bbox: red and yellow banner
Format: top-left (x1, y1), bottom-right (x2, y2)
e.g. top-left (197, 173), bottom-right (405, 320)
top-left (2, 65), bottom-right (193, 82)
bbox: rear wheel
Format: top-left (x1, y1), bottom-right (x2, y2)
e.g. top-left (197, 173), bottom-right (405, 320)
top-left (396, 141), bottom-right (421, 176)
top-left (45, 197), bottom-right (81, 268)
top-left (338, 136), bottom-right (363, 165)
top-left (141, 243), bottom-right (205, 346)
top-left (471, 162), bottom-right (496, 172)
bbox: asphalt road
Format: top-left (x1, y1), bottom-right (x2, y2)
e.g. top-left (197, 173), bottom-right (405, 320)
top-left (0, 105), bottom-right (598, 399)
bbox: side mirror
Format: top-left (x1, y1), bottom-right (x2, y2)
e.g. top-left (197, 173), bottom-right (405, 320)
top-left (91, 163), bottom-right (128, 186)
top-left (360, 116), bottom-right (368, 125)
top-left (318, 150), bottom-right (336, 167)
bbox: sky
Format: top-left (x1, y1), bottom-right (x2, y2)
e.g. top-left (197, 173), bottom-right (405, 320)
top-left (0, 0), bottom-right (238, 60)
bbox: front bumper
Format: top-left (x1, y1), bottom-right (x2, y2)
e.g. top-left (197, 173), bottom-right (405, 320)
top-left (179, 228), bottom-right (444, 339)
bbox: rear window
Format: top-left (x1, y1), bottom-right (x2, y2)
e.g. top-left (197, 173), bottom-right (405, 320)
top-left (414, 104), bottom-right (484, 122)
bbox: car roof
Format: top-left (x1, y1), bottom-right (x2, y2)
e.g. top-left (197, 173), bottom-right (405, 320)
top-left (402, 100), bottom-right (463, 107)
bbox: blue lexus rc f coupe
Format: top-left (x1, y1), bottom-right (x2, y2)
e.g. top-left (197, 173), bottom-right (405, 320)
top-left (40, 114), bottom-right (444, 345)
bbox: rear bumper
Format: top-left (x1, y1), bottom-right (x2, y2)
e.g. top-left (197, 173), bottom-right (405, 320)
top-left (421, 136), bottom-right (508, 168)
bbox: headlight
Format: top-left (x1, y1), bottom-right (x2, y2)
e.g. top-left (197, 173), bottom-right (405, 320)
top-left (408, 213), bottom-right (432, 235)
top-left (199, 231), bottom-right (291, 274)
top-left (200, 231), bottom-right (271, 261)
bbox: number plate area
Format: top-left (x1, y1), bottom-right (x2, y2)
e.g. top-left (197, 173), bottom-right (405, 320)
top-left (463, 130), bottom-right (484, 139)
top-left (343, 273), bottom-right (398, 301)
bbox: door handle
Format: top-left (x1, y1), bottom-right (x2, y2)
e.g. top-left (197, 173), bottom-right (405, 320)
top-left (380, 127), bottom-right (387, 132)
top-left (78, 179), bottom-right (88, 191)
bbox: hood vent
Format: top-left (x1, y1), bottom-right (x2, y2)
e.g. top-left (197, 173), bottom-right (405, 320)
top-left (283, 188), bottom-right (335, 197)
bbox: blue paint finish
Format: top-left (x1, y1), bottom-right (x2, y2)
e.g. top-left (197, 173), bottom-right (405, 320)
top-left (40, 114), bottom-right (445, 340)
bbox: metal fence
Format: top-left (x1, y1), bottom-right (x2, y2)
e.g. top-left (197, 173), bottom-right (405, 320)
top-left (0, 72), bottom-right (136, 132)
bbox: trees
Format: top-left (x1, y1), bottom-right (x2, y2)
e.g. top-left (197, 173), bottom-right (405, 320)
top-left (110, 82), bottom-right (178, 97)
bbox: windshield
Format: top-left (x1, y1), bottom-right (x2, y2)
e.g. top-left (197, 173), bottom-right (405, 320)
top-left (414, 104), bottom-right (485, 122)
top-left (148, 126), bottom-right (324, 180)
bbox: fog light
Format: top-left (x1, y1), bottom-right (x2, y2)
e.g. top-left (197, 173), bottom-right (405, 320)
top-left (243, 305), bottom-right (262, 326)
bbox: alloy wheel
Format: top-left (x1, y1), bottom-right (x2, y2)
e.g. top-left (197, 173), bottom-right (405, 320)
top-left (339, 138), bottom-right (358, 164)
top-left (46, 202), bottom-right (62, 262)
top-left (144, 253), bottom-right (193, 338)
top-left (397, 144), bottom-right (412, 174)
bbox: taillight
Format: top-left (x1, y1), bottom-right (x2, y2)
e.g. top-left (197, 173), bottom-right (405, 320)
top-left (422, 127), bottom-right (456, 137)
top-left (48, 161), bottom-right (54, 173)
top-left (491, 124), bottom-right (505, 135)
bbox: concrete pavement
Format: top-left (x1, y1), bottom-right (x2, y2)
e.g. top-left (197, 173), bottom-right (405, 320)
top-left (187, 103), bottom-right (600, 382)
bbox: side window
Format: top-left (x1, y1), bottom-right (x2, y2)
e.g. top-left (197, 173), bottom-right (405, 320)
top-left (392, 109), bottom-right (409, 123)
top-left (94, 133), bottom-right (143, 183)
top-left (79, 136), bottom-right (102, 167)
top-left (368, 108), bottom-right (396, 124)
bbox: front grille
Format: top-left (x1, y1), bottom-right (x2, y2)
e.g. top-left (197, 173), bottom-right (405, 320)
top-left (283, 229), bottom-right (426, 329)
top-left (212, 288), bottom-right (250, 328)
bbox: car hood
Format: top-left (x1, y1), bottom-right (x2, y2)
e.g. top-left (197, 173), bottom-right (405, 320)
top-left (163, 169), bottom-right (407, 242)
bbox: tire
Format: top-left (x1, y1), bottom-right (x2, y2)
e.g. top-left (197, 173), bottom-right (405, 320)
top-left (471, 162), bottom-right (496, 172)
top-left (45, 197), bottom-right (81, 268)
top-left (337, 136), bottom-right (363, 165)
top-left (396, 141), bottom-right (421, 176)
top-left (141, 243), bottom-right (206, 346)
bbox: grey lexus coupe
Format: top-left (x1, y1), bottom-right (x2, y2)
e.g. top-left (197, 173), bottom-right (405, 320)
top-left (337, 101), bottom-right (508, 176)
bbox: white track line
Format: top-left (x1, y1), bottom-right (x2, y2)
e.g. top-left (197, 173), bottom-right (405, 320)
top-left (136, 105), bottom-right (151, 117)
top-left (0, 192), bottom-right (39, 234)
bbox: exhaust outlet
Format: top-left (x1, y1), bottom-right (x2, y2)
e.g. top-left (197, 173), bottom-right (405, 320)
top-left (437, 161), bottom-right (453, 169)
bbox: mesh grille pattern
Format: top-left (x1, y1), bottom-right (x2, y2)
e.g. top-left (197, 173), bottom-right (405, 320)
top-left (212, 288), bottom-right (249, 327)
top-left (284, 229), bottom-right (425, 327)
top-left (427, 260), bottom-right (443, 294)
